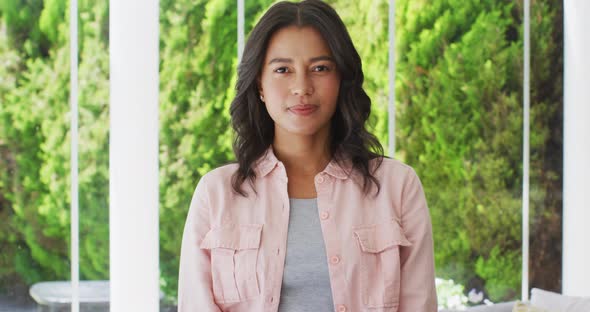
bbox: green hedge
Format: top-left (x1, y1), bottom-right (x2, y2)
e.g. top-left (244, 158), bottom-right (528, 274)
top-left (395, 0), bottom-right (562, 301)
top-left (0, 0), bottom-right (562, 303)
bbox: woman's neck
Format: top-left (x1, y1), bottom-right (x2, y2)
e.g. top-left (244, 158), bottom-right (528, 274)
top-left (272, 129), bottom-right (331, 177)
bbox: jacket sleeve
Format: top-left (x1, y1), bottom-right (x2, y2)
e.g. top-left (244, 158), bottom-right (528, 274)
top-left (178, 175), bottom-right (222, 312)
top-left (398, 169), bottom-right (438, 312)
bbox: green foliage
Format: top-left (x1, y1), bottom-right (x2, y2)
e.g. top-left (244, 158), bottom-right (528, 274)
top-left (396, 0), bottom-right (562, 301)
top-left (475, 246), bottom-right (521, 300)
top-left (1, 0), bottom-right (562, 304)
top-left (0, 0), bottom-right (110, 287)
top-left (332, 0), bottom-right (390, 151)
top-left (39, 0), bottom-right (67, 45)
top-left (0, 0), bottom-right (48, 57)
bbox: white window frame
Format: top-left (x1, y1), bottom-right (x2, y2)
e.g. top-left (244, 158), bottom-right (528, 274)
top-left (65, 1), bottom-right (590, 310)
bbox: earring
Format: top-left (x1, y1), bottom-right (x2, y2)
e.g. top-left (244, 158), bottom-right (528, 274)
top-left (259, 95), bottom-right (265, 102)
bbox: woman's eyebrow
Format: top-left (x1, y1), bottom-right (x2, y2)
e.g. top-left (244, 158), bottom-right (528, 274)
top-left (267, 55), bottom-right (335, 65)
top-left (309, 55), bottom-right (334, 63)
top-left (268, 57), bottom-right (292, 65)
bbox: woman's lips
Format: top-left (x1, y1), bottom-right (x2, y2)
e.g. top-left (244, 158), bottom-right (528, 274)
top-left (288, 104), bottom-right (318, 116)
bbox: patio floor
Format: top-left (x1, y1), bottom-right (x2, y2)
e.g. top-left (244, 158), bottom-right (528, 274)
top-left (0, 290), bottom-right (37, 312)
top-left (1, 286), bottom-right (178, 312)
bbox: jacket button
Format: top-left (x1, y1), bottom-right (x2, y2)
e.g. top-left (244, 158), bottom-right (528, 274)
top-left (337, 304), bottom-right (346, 312)
top-left (330, 256), bottom-right (340, 264)
top-left (320, 211), bottom-right (329, 220)
top-left (315, 176), bottom-right (325, 184)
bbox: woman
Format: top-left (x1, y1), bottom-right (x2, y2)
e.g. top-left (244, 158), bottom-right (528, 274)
top-left (178, 1), bottom-right (437, 311)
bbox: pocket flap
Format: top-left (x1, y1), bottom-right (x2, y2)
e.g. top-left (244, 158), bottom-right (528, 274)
top-left (353, 219), bottom-right (411, 253)
top-left (200, 223), bottom-right (263, 250)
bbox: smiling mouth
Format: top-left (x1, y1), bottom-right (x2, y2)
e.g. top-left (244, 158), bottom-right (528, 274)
top-left (288, 104), bottom-right (318, 116)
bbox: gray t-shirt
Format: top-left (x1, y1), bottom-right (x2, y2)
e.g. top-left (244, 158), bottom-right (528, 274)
top-left (278, 198), bottom-right (335, 311)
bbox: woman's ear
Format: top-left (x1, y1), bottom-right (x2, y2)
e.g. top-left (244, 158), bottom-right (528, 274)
top-left (257, 78), bottom-right (264, 102)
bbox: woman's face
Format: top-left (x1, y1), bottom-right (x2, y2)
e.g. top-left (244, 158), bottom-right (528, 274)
top-left (259, 26), bottom-right (341, 137)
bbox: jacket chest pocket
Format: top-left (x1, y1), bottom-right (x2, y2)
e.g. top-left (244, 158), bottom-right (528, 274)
top-left (353, 220), bottom-right (412, 310)
top-left (200, 223), bottom-right (263, 304)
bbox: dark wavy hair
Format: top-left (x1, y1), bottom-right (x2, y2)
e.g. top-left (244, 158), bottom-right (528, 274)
top-left (230, 0), bottom-right (384, 196)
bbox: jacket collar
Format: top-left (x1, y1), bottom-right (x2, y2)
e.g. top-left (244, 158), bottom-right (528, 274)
top-left (255, 146), bottom-right (353, 180)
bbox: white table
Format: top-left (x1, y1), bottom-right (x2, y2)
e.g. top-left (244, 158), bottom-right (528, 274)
top-left (29, 280), bottom-right (109, 312)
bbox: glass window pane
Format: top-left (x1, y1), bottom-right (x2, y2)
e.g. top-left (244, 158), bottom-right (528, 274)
top-left (0, 1), bottom-right (111, 310)
top-left (2, 0), bottom-right (563, 311)
top-left (528, 0), bottom-right (563, 295)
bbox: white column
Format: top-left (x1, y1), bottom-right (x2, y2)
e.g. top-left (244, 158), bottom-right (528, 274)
top-left (521, 0), bottom-right (530, 301)
top-left (109, 0), bottom-right (160, 311)
top-left (69, 0), bottom-right (79, 311)
top-left (388, 0), bottom-right (396, 157)
top-left (237, 0), bottom-right (245, 62)
top-left (563, 0), bottom-right (590, 298)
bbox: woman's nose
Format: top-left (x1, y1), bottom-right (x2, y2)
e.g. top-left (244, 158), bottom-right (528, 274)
top-left (291, 73), bottom-right (314, 95)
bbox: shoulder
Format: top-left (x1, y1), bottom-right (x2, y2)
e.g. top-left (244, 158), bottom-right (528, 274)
top-left (366, 157), bottom-right (424, 196)
top-left (371, 157), bottom-right (418, 181)
top-left (202, 163), bottom-right (239, 181)
top-left (193, 163), bottom-right (239, 196)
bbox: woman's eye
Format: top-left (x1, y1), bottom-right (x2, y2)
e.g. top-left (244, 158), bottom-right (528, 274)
top-left (274, 67), bottom-right (289, 73)
top-left (313, 65), bottom-right (330, 72)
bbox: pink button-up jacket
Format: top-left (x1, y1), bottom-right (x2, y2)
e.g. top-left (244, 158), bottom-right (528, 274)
top-left (178, 148), bottom-right (437, 312)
